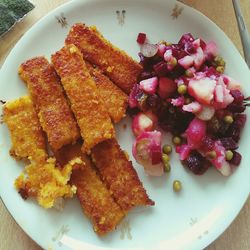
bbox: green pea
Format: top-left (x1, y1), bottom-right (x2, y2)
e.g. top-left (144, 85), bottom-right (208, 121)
top-left (206, 150), bottom-right (217, 159)
top-left (216, 66), bottom-right (225, 73)
top-left (224, 115), bottom-right (234, 124)
top-left (164, 162), bottom-right (171, 172)
top-left (173, 180), bottom-right (182, 192)
top-left (226, 150), bottom-right (234, 161)
top-left (162, 154), bottom-right (170, 164)
top-left (162, 144), bottom-right (172, 154)
top-left (172, 136), bottom-right (181, 145)
top-left (177, 84), bottom-right (187, 95)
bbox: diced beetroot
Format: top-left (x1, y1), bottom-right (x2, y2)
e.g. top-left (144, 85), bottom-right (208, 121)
top-left (201, 136), bottom-right (215, 152)
top-left (178, 55), bottom-right (194, 69)
top-left (188, 77), bottom-right (216, 105)
top-left (140, 71), bottom-right (156, 81)
top-left (132, 112), bottom-right (156, 136)
top-left (196, 105), bottom-right (215, 121)
top-left (157, 44), bottom-right (167, 57)
top-left (129, 84), bottom-right (142, 108)
top-left (235, 114), bottom-right (247, 128)
top-left (183, 151), bottom-right (210, 175)
top-left (214, 83), bottom-right (234, 109)
top-left (204, 41), bottom-right (218, 59)
top-left (223, 75), bottom-right (242, 91)
top-left (192, 47), bottom-right (205, 69)
top-left (153, 61), bottom-right (169, 76)
top-left (145, 110), bottom-right (158, 126)
top-left (230, 89), bottom-right (244, 103)
top-left (178, 33), bottom-right (195, 48)
top-left (192, 39), bottom-right (201, 49)
top-left (139, 77), bottom-right (158, 94)
top-left (151, 144), bottom-right (163, 164)
top-left (184, 42), bottom-right (196, 54)
top-left (186, 118), bottom-right (207, 148)
top-left (230, 151), bottom-right (242, 166)
top-left (205, 66), bottom-right (219, 78)
top-left (163, 49), bottom-right (173, 62)
top-left (210, 140), bottom-right (226, 169)
top-left (182, 102), bottom-right (202, 113)
top-left (227, 103), bottom-right (246, 113)
top-left (176, 144), bottom-right (191, 160)
top-left (220, 138), bottom-right (238, 150)
top-left (171, 96), bottom-right (185, 107)
top-left (199, 39), bottom-right (207, 50)
top-left (147, 94), bottom-right (162, 111)
top-left (214, 85), bottom-right (224, 103)
top-left (137, 33), bottom-right (147, 44)
top-left (132, 131), bottom-right (164, 176)
top-left (157, 77), bottom-right (177, 99)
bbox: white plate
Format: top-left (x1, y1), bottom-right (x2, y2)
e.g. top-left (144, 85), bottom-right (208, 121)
top-left (0, 0), bottom-right (250, 249)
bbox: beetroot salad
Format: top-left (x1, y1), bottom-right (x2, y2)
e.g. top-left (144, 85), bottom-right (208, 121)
top-left (130, 32), bottom-right (248, 177)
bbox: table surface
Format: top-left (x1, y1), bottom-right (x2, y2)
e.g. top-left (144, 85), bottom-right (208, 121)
top-left (0, 0), bottom-right (250, 249)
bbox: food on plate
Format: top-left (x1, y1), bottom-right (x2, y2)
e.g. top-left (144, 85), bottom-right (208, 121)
top-left (51, 44), bottom-right (115, 153)
top-left (3, 96), bottom-right (47, 163)
top-left (2, 23), bottom-right (153, 236)
top-left (130, 33), bottom-right (247, 176)
top-left (86, 62), bottom-right (128, 123)
top-left (55, 143), bottom-right (125, 235)
top-left (173, 180), bottom-right (182, 192)
top-left (91, 138), bottom-right (154, 212)
top-left (65, 23), bottom-right (143, 94)
top-left (19, 56), bottom-right (80, 151)
top-left (132, 131), bottom-right (164, 176)
top-left (131, 110), bottom-right (158, 136)
top-left (15, 157), bottom-right (76, 209)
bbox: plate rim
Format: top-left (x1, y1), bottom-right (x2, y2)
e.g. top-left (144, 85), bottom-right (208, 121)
top-left (0, 0), bottom-right (250, 249)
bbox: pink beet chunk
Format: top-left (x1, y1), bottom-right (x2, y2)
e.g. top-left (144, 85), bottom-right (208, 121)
top-left (139, 77), bottom-right (158, 94)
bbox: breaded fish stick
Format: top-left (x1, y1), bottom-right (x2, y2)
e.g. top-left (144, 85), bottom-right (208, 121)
top-left (86, 62), bottom-right (128, 123)
top-left (3, 96), bottom-right (47, 163)
top-left (19, 57), bottom-right (80, 151)
top-left (65, 23), bottom-right (143, 94)
top-left (91, 139), bottom-right (154, 212)
top-left (55, 143), bottom-right (124, 235)
top-left (51, 44), bottom-right (115, 153)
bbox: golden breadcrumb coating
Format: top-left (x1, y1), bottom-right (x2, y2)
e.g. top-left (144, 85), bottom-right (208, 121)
top-left (51, 44), bottom-right (115, 153)
top-left (15, 157), bottom-right (76, 209)
top-left (19, 57), bottom-right (80, 151)
top-left (3, 96), bottom-right (47, 163)
top-left (55, 143), bottom-right (124, 235)
top-left (86, 62), bottom-right (128, 123)
top-left (91, 139), bottom-right (154, 212)
top-left (65, 23), bottom-right (143, 94)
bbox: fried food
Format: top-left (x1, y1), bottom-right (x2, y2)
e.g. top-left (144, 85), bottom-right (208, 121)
top-left (15, 157), bottom-right (76, 209)
top-left (65, 23), bottom-right (143, 94)
top-left (19, 57), bottom-right (80, 151)
top-left (55, 143), bottom-right (124, 235)
top-left (3, 96), bottom-right (47, 163)
top-left (86, 62), bottom-right (128, 123)
top-left (91, 139), bottom-right (154, 212)
top-left (51, 44), bottom-right (115, 153)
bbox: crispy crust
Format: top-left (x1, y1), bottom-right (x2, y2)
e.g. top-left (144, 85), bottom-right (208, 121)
top-left (51, 44), bottom-right (115, 153)
top-left (55, 143), bottom-right (124, 235)
top-left (19, 57), bottom-right (80, 151)
top-left (86, 62), bottom-right (128, 123)
top-left (91, 139), bottom-right (154, 212)
top-left (3, 96), bottom-right (47, 163)
top-left (65, 23), bottom-right (143, 94)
